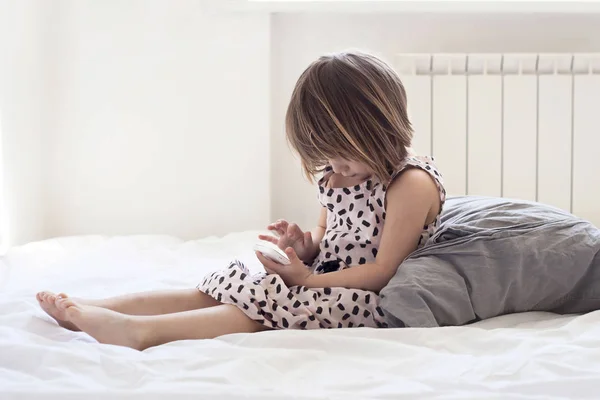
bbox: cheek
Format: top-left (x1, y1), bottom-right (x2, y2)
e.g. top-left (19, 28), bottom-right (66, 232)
top-left (329, 160), bottom-right (347, 172)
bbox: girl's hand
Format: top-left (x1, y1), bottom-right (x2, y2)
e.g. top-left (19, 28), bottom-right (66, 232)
top-left (259, 220), bottom-right (314, 263)
top-left (256, 247), bottom-right (313, 288)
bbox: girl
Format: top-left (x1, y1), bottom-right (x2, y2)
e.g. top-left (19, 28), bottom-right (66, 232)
top-left (36, 51), bottom-right (446, 350)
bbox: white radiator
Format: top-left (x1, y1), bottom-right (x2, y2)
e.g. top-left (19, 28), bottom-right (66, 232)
top-left (395, 53), bottom-right (600, 226)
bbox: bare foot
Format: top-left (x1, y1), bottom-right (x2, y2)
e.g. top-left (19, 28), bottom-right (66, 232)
top-left (59, 299), bottom-right (147, 350)
top-left (36, 291), bottom-right (80, 331)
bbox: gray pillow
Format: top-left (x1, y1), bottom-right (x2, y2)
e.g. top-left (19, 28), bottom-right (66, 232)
top-left (379, 196), bottom-right (600, 328)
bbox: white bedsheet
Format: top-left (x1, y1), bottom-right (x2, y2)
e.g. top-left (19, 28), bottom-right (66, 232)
top-left (1, 232), bottom-right (600, 399)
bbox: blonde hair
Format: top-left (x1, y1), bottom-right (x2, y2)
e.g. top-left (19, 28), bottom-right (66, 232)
top-left (285, 50), bottom-right (413, 183)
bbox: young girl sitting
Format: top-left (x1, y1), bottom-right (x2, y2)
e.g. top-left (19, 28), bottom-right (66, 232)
top-left (36, 51), bottom-right (446, 350)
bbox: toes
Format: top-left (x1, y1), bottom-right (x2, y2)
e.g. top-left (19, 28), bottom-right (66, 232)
top-left (37, 291), bottom-right (68, 305)
top-left (41, 292), bottom-right (54, 303)
top-left (57, 298), bottom-right (77, 310)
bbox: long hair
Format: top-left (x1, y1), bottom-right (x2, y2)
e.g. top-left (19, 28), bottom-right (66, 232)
top-left (285, 51), bottom-right (413, 183)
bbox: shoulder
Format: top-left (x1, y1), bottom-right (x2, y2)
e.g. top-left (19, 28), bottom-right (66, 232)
top-left (386, 167), bottom-right (442, 223)
top-left (386, 155), bottom-right (445, 205)
top-left (387, 167), bottom-right (438, 201)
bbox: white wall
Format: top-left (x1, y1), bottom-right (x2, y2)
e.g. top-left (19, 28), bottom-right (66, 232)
top-left (4, 3), bottom-right (600, 246)
top-left (42, 0), bottom-right (271, 240)
top-left (0, 0), bottom-right (47, 249)
top-left (270, 13), bottom-right (600, 230)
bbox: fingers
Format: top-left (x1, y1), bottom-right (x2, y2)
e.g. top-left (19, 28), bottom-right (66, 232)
top-left (277, 221), bottom-right (289, 237)
top-left (267, 229), bottom-right (280, 238)
top-left (303, 231), bottom-right (313, 246)
top-left (278, 220), bottom-right (289, 230)
top-left (267, 220), bottom-right (289, 237)
top-left (258, 234), bottom-right (279, 245)
top-left (284, 247), bottom-right (300, 262)
top-left (287, 223), bottom-right (304, 241)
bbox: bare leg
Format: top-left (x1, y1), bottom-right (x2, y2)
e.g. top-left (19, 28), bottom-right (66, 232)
top-left (37, 289), bottom-right (219, 331)
top-left (77, 289), bottom-right (220, 315)
top-left (59, 299), bottom-right (268, 350)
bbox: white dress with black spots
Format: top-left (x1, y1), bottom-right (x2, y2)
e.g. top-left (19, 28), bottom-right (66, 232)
top-left (197, 156), bottom-right (446, 330)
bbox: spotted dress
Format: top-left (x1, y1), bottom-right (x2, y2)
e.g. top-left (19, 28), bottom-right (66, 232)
top-left (197, 156), bottom-right (446, 329)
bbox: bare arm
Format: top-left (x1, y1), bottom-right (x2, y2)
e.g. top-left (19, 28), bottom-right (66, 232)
top-left (305, 168), bottom-right (440, 292)
top-left (305, 207), bottom-right (327, 263)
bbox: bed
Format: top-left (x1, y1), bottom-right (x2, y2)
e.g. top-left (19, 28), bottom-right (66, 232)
top-left (2, 230), bottom-right (600, 400)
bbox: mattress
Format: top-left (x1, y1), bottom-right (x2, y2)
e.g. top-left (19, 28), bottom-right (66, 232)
top-left (1, 231), bottom-right (600, 400)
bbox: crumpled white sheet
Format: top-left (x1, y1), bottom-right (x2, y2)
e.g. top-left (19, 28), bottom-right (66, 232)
top-left (1, 232), bottom-right (600, 400)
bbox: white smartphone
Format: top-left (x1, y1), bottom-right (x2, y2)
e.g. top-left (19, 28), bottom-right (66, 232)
top-left (253, 241), bottom-right (291, 265)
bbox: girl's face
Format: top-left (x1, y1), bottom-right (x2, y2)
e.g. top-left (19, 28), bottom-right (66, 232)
top-left (328, 158), bottom-right (372, 180)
